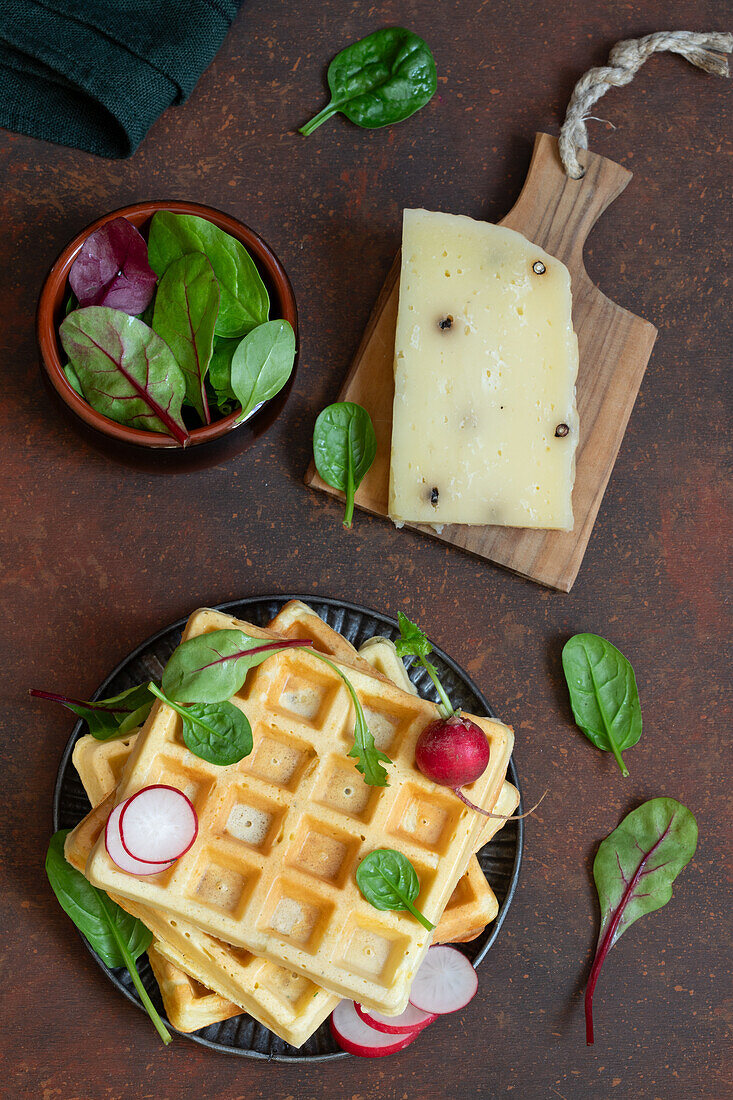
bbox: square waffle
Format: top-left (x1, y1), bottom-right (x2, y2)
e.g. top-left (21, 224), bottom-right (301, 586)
top-left (83, 606), bottom-right (514, 1013)
top-left (147, 945), bottom-right (241, 1032)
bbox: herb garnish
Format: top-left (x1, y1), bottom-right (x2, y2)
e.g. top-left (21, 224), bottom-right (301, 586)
top-left (394, 612), bottom-right (455, 717)
top-left (356, 849), bottom-right (434, 931)
top-left (148, 684), bottom-right (253, 767)
top-left (299, 28), bottom-right (437, 136)
top-left (313, 402), bottom-right (377, 528)
top-left (308, 652), bottom-right (391, 786)
top-left (585, 798), bottom-right (697, 1044)
top-left (562, 633), bottom-right (642, 777)
top-left (30, 683), bottom-right (154, 740)
top-left (46, 831), bottom-right (172, 1044)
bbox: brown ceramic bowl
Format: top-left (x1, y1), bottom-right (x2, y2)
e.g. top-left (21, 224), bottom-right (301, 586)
top-left (37, 201), bottom-right (298, 470)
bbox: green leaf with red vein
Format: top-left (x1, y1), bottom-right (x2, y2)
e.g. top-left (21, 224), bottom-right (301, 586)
top-left (585, 798), bottom-right (698, 1045)
top-left (59, 306), bottom-right (189, 446)
top-left (152, 253), bottom-right (220, 424)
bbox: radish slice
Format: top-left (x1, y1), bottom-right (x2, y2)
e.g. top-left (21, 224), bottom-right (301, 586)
top-left (330, 1000), bottom-right (420, 1057)
top-left (105, 801), bottom-right (176, 876)
top-left (409, 946), bottom-right (478, 1015)
top-left (119, 784), bottom-right (198, 864)
top-left (355, 1001), bottom-right (436, 1035)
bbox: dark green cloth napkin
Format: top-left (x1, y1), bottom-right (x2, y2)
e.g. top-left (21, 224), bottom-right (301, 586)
top-left (0, 0), bottom-right (241, 157)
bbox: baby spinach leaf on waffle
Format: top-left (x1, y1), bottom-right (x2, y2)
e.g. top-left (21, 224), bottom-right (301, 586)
top-left (585, 798), bottom-right (698, 1044)
top-left (152, 253), bottom-right (220, 424)
top-left (300, 27), bottom-right (437, 136)
top-left (29, 683), bottom-right (154, 739)
top-left (231, 319), bottom-right (296, 423)
top-left (161, 629), bottom-right (311, 703)
top-left (147, 211), bottom-right (270, 339)
top-left (562, 633), bottom-right (642, 777)
top-left (356, 849), bottom-right (434, 930)
top-left (309, 651), bottom-right (391, 787)
top-left (46, 831), bottom-right (171, 1044)
top-left (313, 401), bottom-right (376, 528)
top-left (395, 612), bottom-right (455, 718)
top-left (149, 685), bottom-right (252, 766)
top-left (59, 307), bottom-right (189, 446)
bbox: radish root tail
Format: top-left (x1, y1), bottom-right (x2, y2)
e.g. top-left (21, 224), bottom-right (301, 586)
top-left (452, 787), bottom-right (547, 820)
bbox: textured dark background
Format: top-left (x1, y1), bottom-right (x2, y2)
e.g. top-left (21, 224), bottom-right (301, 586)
top-left (0, 1), bottom-right (730, 1098)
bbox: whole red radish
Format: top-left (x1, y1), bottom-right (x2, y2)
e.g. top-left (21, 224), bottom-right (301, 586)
top-left (415, 715), bottom-right (495, 814)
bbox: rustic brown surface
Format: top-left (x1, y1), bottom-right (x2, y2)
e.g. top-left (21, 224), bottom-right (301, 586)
top-left (305, 133), bottom-right (659, 591)
top-left (0, 1), bottom-right (730, 1097)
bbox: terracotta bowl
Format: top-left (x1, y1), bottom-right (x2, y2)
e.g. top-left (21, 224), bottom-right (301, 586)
top-left (36, 201), bottom-right (298, 471)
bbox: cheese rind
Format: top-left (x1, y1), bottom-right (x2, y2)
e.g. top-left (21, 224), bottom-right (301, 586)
top-left (388, 209), bottom-right (579, 530)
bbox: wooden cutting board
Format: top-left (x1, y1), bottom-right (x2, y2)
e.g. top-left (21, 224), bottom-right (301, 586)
top-left (305, 133), bottom-right (657, 591)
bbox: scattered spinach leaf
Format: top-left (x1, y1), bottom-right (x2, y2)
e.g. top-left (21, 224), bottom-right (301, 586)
top-left (356, 848), bottom-right (434, 930)
top-left (59, 307), bottom-right (189, 446)
top-left (300, 27), bottom-right (437, 136)
top-left (152, 252), bottom-right (220, 424)
top-left (29, 683), bottom-right (154, 740)
top-left (313, 401), bottom-right (376, 528)
top-left (309, 651), bottom-right (391, 786)
top-left (69, 217), bottom-right (157, 315)
top-left (231, 319), bottom-right (296, 423)
top-left (394, 612), bottom-right (455, 718)
top-left (148, 684), bottom-right (253, 766)
top-left (562, 633), bottom-right (642, 777)
top-left (46, 830), bottom-right (171, 1044)
top-left (147, 211), bottom-right (270, 339)
top-left (161, 630), bottom-right (312, 704)
top-left (586, 798), bottom-right (698, 1044)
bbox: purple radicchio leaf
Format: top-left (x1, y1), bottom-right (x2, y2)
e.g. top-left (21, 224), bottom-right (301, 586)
top-left (59, 306), bottom-right (189, 446)
top-left (68, 217), bottom-right (158, 315)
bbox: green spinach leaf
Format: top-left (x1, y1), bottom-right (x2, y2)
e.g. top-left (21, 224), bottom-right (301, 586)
top-left (356, 848), bottom-right (434, 930)
top-left (309, 651), bottom-right (391, 786)
top-left (394, 612), bottom-right (455, 718)
top-left (30, 683), bottom-right (154, 740)
top-left (161, 630), bottom-right (310, 704)
top-left (147, 212), bottom-right (269, 339)
top-left (59, 307), bottom-right (189, 446)
top-left (63, 362), bottom-right (85, 398)
top-left (46, 831), bottom-right (171, 1044)
top-left (208, 336), bottom-right (241, 410)
top-left (148, 684), bottom-right (252, 766)
top-left (231, 319), bottom-right (296, 423)
top-left (313, 401), bottom-right (376, 528)
top-left (586, 798), bottom-right (698, 1044)
top-left (562, 633), bottom-right (642, 777)
top-left (300, 27), bottom-right (437, 136)
top-left (152, 252), bottom-right (220, 424)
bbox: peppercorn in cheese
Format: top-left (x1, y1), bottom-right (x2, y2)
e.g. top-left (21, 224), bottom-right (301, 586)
top-left (388, 210), bottom-right (579, 530)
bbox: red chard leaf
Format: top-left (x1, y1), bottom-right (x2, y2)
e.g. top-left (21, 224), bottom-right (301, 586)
top-left (59, 307), bottom-right (189, 445)
top-left (585, 797), bottom-right (698, 1045)
top-left (69, 217), bottom-right (157, 315)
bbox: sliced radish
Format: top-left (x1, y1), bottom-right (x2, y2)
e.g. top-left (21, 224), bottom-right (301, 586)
top-left (119, 784), bottom-right (198, 864)
top-left (330, 1000), bottom-right (419, 1057)
top-left (105, 801), bottom-right (176, 876)
top-left (355, 1001), bottom-right (436, 1035)
top-left (409, 945), bottom-right (478, 1015)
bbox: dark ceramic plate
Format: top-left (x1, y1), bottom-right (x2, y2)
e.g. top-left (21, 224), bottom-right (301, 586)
top-left (53, 595), bottom-right (523, 1061)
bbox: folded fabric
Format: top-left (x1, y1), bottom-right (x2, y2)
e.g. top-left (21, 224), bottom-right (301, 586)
top-left (0, 0), bottom-right (242, 157)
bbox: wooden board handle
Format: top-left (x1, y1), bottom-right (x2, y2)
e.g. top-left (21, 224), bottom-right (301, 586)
top-left (501, 133), bottom-right (632, 272)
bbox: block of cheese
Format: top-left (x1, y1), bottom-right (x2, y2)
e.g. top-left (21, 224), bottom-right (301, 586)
top-left (388, 209), bottom-right (579, 530)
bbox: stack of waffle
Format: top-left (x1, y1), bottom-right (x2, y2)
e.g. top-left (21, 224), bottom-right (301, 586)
top-left (65, 602), bottom-right (517, 1044)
